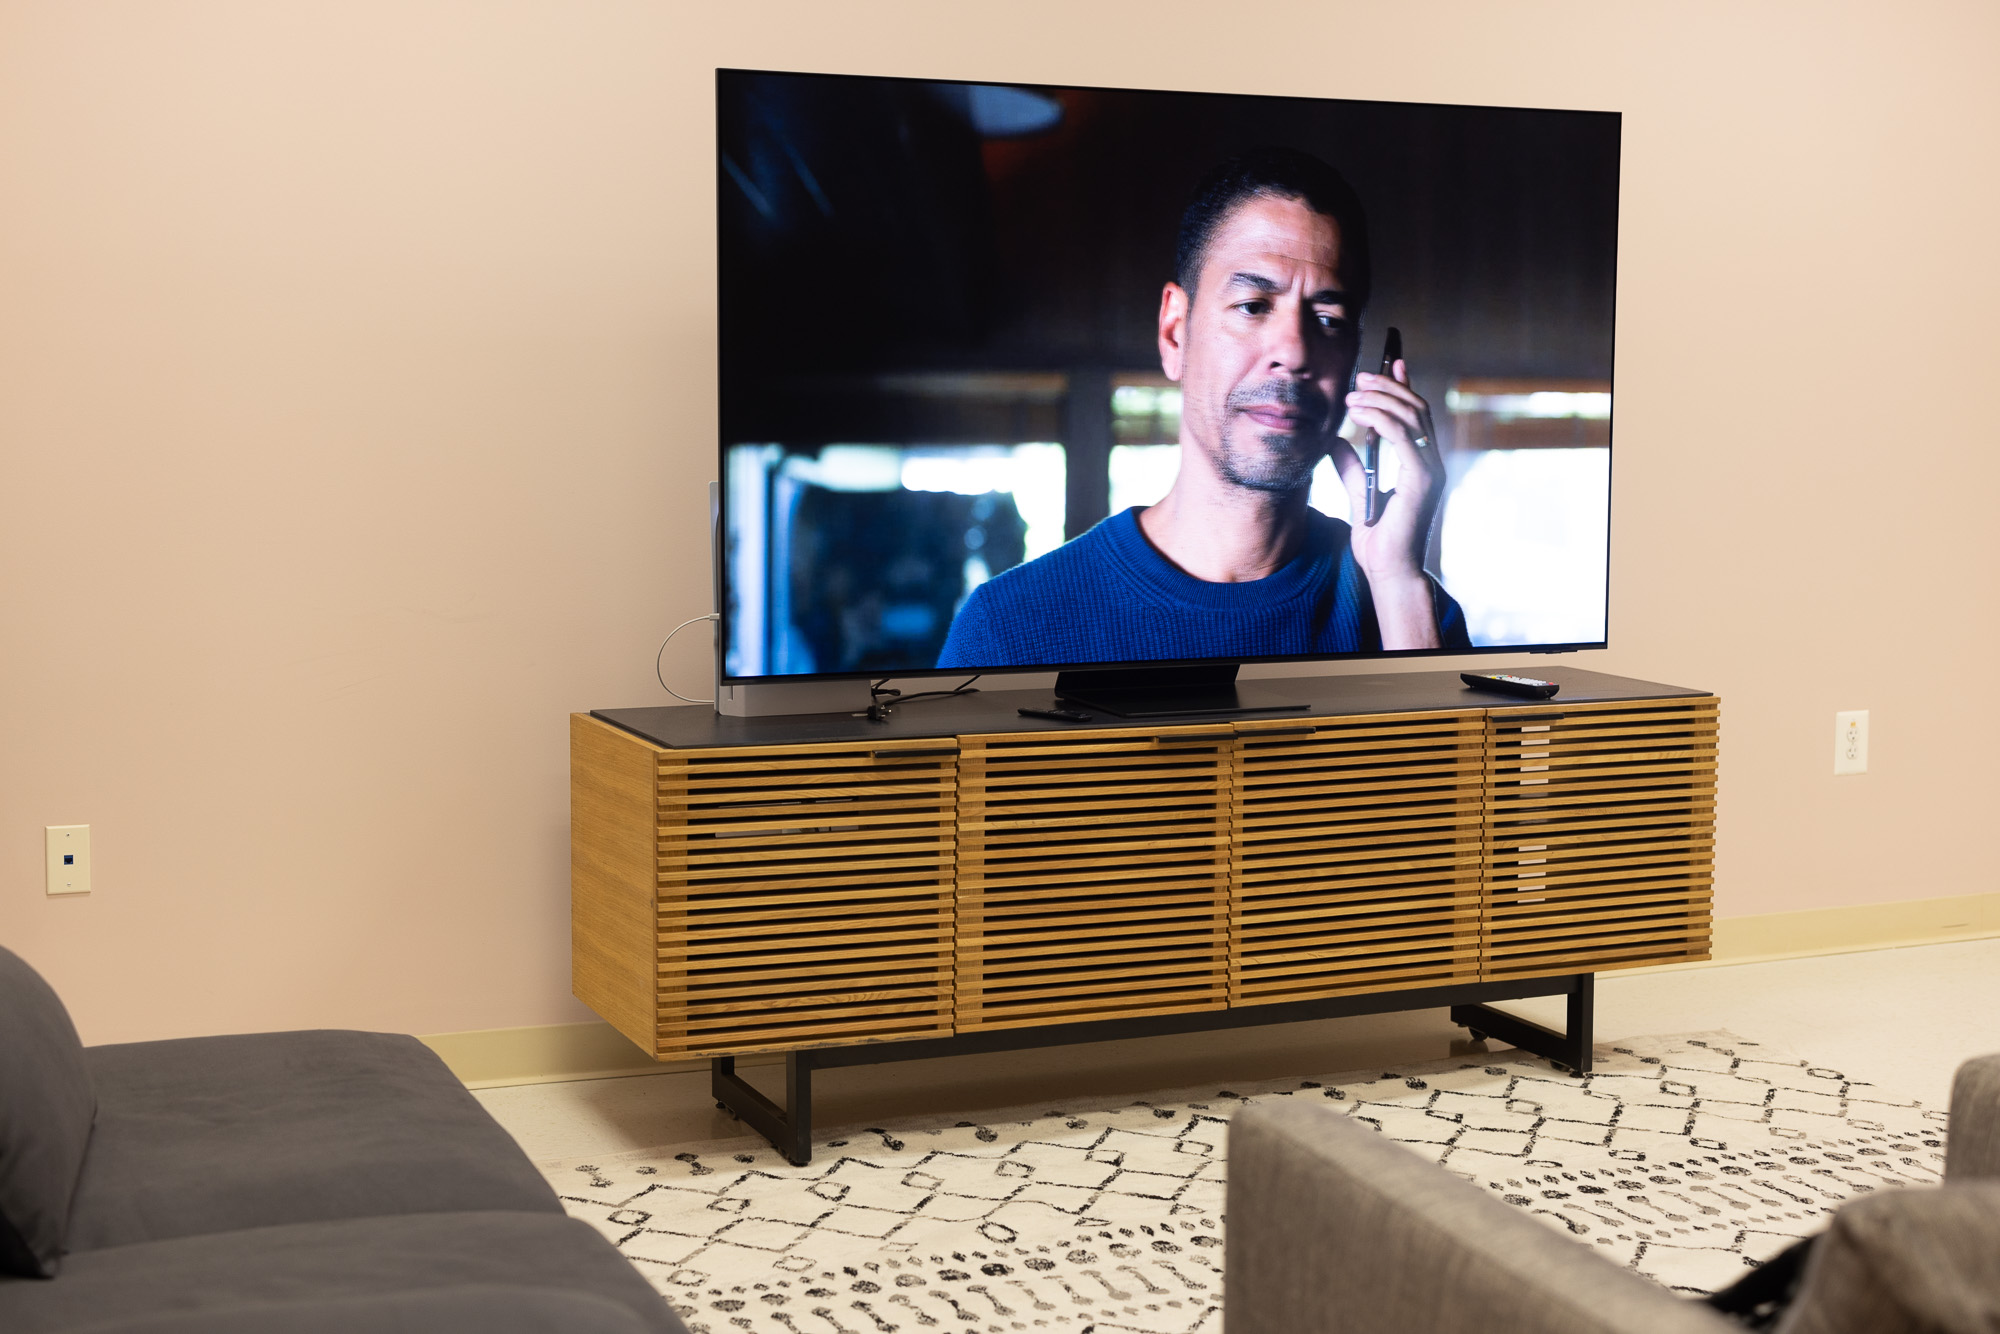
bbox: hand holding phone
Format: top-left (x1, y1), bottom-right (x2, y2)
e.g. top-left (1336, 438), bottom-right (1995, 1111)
top-left (1360, 327), bottom-right (1402, 526)
top-left (1330, 327), bottom-right (1449, 648)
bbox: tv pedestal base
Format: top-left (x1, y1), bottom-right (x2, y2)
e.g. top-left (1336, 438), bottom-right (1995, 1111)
top-left (712, 973), bottom-right (1596, 1166)
top-left (1053, 662), bottom-right (1311, 718)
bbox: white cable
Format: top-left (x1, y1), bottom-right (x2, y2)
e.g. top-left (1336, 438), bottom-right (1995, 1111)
top-left (656, 613), bottom-right (719, 705)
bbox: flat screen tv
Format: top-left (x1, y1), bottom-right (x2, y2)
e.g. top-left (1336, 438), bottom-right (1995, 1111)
top-left (716, 68), bottom-right (1618, 714)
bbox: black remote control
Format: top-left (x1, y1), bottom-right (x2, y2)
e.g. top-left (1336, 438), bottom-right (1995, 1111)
top-left (1460, 672), bottom-right (1560, 700)
top-left (1018, 706), bottom-right (1094, 722)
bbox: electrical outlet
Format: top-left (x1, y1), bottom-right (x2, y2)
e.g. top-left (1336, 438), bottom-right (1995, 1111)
top-left (45, 825), bottom-right (91, 895)
top-left (1834, 710), bottom-right (1868, 775)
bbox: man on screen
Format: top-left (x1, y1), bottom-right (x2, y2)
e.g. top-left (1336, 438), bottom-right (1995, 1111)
top-left (937, 147), bottom-right (1470, 669)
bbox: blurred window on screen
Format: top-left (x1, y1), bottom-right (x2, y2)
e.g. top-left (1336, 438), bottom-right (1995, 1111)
top-left (1111, 381), bottom-right (1181, 446)
top-left (1439, 380), bottom-right (1611, 647)
top-left (900, 444), bottom-right (1068, 563)
top-left (723, 442), bottom-right (1065, 677)
top-left (1108, 380), bottom-right (1182, 514)
top-left (1108, 444), bottom-right (1181, 513)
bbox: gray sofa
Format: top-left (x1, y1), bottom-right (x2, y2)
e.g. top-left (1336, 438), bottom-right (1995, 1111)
top-left (0, 945), bottom-right (685, 1333)
top-left (1226, 1052), bottom-right (2000, 1334)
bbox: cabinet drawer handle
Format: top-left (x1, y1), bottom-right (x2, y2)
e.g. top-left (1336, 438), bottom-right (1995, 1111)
top-left (1242, 726), bottom-right (1317, 737)
top-left (1501, 713), bottom-right (1566, 725)
top-left (873, 747), bottom-right (957, 759)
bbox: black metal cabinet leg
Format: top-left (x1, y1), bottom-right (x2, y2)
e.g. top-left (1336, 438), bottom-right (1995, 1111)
top-left (784, 1053), bottom-right (813, 1164)
top-left (1566, 973), bottom-right (1595, 1076)
top-left (711, 1052), bottom-right (816, 1165)
top-left (1450, 972), bottom-right (1595, 1078)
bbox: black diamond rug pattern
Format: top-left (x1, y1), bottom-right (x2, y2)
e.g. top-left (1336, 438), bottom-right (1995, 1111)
top-left (542, 1033), bottom-right (1946, 1334)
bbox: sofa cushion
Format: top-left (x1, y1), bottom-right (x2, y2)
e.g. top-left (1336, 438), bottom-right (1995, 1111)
top-left (0, 945), bottom-right (97, 1278)
top-left (65, 1030), bottom-right (560, 1252)
top-left (0, 1211), bottom-right (685, 1334)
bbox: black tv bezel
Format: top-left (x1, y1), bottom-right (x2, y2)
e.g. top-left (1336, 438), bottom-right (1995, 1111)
top-left (713, 65), bottom-right (1618, 688)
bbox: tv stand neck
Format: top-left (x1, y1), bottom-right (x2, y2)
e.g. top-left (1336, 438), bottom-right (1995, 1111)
top-left (1052, 663), bottom-right (1310, 719)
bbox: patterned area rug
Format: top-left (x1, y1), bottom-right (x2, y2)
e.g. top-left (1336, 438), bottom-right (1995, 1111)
top-left (543, 1033), bottom-right (1946, 1334)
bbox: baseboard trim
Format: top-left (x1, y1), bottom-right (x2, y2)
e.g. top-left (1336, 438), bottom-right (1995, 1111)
top-left (1678, 890), bottom-right (2000, 972)
top-left (420, 1023), bottom-right (786, 1091)
top-left (427, 893), bottom-right (2000, 1088)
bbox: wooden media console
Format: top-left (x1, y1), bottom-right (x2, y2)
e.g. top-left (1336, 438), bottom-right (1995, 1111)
top-left (571, 669), bottom-right (1717, 1163)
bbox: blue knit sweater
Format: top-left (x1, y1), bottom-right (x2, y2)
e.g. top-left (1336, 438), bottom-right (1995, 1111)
top-left (936, 507), bottom-right (1471, 669)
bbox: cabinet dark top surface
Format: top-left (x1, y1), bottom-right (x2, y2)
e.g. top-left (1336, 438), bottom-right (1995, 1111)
top-left (590, 668), bottom-right (1709, 751)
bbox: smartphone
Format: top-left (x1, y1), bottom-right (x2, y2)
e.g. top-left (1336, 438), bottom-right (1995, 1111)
top-left (1361, 327), bottom-right (1403, 526)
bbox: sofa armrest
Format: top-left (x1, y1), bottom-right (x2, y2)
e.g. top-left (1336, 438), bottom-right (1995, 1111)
top-left (1772, 1181), bottom-right (2000, 1334)
top-left (1945, 1053), bottom-right (2000, 1181)
top-left (1225, 1101), bottom-right (1736, 1334)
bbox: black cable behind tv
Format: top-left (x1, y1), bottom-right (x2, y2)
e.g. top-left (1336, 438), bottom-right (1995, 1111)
top-left (1053, 664), bottom-right (1310, 719)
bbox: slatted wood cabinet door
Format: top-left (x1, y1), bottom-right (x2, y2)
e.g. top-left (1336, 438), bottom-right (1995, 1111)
top-left (1482, 697), bottom-right (1719, 980)
top-left (954, 726), bottom-right (1233, 1031)
top-left (1231, 711), bottom-right (1486, 1005)
top-left (656, 736), bottom-right (959, 1058)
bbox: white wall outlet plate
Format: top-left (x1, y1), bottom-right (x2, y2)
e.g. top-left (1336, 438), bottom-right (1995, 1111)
top-left (45, 824), bottom-right (91, 895)
top-left (1834, 710), bottom-right (1869, 775)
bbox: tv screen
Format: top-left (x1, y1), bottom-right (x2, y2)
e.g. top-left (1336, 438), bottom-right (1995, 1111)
top-left (717, 68), bottom-right (1617, 685)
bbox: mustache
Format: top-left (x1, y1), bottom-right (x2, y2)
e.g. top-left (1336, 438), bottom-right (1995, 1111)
top-left (1225, 379), bottom-right (1333, 430)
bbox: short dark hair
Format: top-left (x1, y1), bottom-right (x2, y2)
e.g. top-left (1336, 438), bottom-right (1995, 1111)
top-left (1174, 147), bottom-right (1370, 309)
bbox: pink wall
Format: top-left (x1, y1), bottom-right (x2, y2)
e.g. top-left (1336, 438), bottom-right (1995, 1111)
top-left (5, 0), bottom-right (1996, 1043)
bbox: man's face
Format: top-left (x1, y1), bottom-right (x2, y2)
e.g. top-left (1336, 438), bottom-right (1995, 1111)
top-left (1158, 193), bottom-right (1360, 493)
